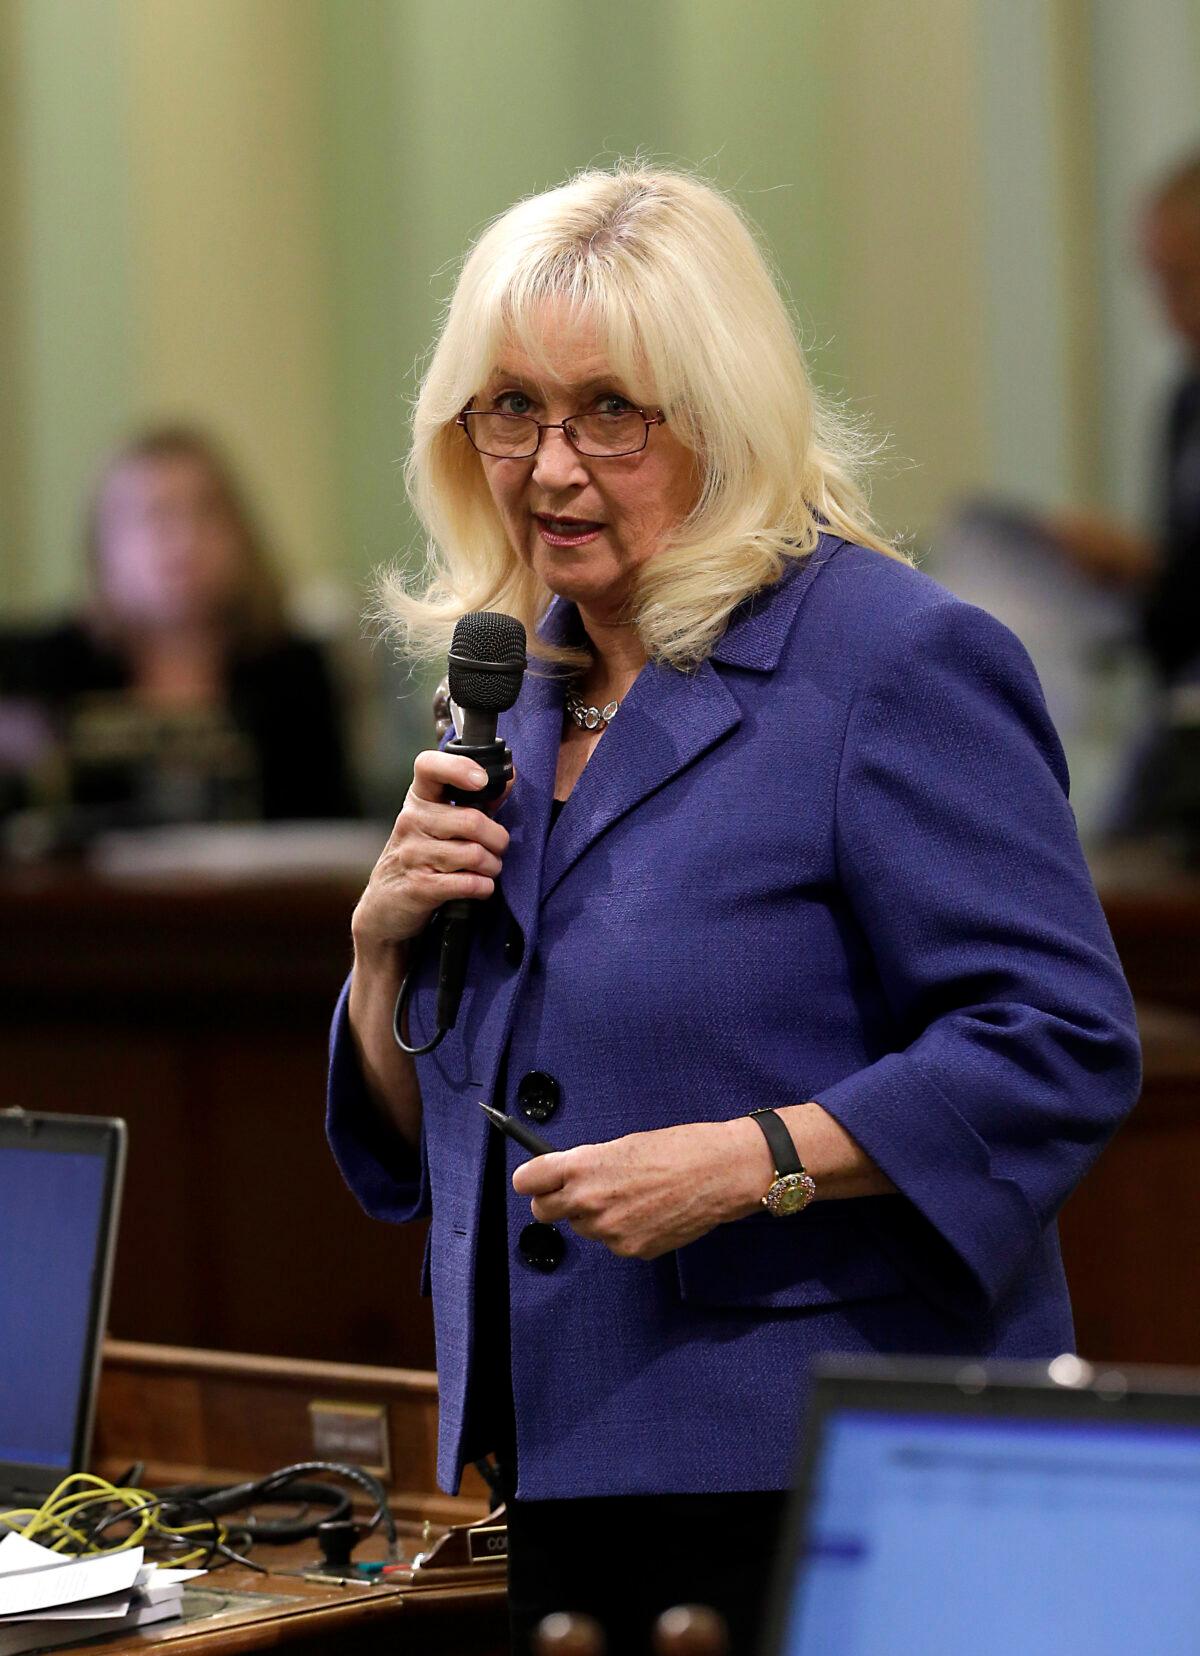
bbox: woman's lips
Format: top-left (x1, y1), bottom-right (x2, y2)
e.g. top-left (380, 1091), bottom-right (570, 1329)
top-left (535, 514), bottom-right (604, 547)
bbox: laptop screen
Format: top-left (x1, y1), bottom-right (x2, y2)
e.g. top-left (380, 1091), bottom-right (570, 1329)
top-left (0, 1115), bottom-right (125, 1484)
top-left (773, 1366), bottom-right (1200, 1656)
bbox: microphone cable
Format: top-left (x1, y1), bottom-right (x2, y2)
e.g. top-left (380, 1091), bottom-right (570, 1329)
top-left (157, 1460), bottom-right (397, 1556)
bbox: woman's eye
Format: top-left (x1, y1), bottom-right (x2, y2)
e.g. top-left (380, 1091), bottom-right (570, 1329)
top-left (494, 391), bottom-right (534, 416)
top-left (594, 394), bottom-right (635, 416)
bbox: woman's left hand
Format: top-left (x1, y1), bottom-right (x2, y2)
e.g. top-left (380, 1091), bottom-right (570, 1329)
top-left (511, 1121), bottom-right (767, 1260)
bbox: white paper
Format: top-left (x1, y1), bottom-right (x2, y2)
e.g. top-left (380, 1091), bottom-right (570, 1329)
top-left (0, 1534), bottom-right (144, 1618)
top-left (135, 1566), bottom-right (203, 1594)
top-left (2, 1590), bottom-right (133, 1622)
top-left (0, 1593), bottom-right (182, 1656)
top-left (0, 1539), bottom-right (54, 1573)
top-left (1, 1577), bottom-right (188, 1622)
top-left (65, 1594), bottom-right (181, 1632)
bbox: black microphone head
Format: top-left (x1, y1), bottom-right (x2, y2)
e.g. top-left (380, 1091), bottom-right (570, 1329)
top-left (448, 611), bottom-right (527, 712)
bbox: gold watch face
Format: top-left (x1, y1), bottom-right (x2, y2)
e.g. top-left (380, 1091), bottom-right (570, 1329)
top-left (762, 1170), bottom-right (817, 1217)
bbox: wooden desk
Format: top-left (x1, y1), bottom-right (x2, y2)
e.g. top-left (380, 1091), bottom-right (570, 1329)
top-left (40, 1562), bottom-right (507, 1656)
top-left (75, 1340), bottom-right (508, 1655)
top-left (1059, 1002), bottom-right (1200, 1365)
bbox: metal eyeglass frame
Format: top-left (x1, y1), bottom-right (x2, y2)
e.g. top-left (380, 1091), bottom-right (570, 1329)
top-left (456, 407), bottom-right (666, 459)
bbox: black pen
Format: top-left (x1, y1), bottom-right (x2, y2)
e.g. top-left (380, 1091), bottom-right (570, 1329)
top-left (479, 1101), bottom-right (554, 1157)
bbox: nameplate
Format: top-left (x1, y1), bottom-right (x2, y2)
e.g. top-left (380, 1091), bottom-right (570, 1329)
top-left (308, 1400), bottom-right (390, 1478)
top-left (466, 1524), bottom-right (508, 1565)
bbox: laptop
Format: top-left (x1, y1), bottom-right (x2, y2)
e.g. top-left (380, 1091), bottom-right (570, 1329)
top-left (763, 1354), bottom-right (1200, 1656)
top-left (0, 1110), bottom-right (126, 1509)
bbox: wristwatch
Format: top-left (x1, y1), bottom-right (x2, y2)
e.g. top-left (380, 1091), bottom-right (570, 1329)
top-left (748, 1108), bottom-right (817, 1217)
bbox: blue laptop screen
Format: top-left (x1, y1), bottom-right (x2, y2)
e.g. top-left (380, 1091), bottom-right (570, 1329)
top-left (0, 1145), bottom-right (111, 1470)
top-left (782, 1406), bottom-right (1200, 1656)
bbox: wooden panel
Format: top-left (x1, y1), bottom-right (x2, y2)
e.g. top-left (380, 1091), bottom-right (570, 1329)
top-left (0, 870), bottom-right (434, 1369)
top-left (94, 1340), bottom-right (490, 1523)
top-left (1059, 1003), bottom-right (1200, 1365)
top-left (1095, 855), bottom-right (1200, 1017)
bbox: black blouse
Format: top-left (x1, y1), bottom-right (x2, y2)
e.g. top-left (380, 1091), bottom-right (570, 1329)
top-left (464, 795), bottom-right (568, 1471)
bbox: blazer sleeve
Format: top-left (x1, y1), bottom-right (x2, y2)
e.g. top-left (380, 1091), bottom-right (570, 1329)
top-left (326, 716), bottom-right (457, 1224)
top-left (326, 973), bottom-right (432, 1224)
top-left (812, 596), bottom-right (1141, 1316)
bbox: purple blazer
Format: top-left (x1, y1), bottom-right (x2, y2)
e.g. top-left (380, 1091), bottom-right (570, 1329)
top-left (327, 536), bottom-right (1140, 1500)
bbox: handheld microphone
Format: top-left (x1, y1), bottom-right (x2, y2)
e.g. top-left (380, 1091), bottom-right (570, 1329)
top-left (442, 610), bottom-right (528, 802)
top-left (394, 611), bottom-right (527, 1055)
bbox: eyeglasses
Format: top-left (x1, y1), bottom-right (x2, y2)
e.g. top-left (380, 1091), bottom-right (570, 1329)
top-left (456, 407), bottom-right (665, 459)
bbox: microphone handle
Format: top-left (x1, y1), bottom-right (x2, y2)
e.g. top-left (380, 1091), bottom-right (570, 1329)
top-left (434, 731), bottom-right (515, 1030)
top-left (442, 735), bottom-right (514, 805)
top-left (435, 901), bottom-right (475, 1032)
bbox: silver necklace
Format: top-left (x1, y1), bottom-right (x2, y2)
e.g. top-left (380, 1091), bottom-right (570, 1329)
top-left (565, 686), bottom-right (620, 731)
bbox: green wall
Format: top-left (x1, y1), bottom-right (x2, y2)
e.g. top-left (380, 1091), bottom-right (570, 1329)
top-left (3, 0), bottom-right (136, 612)
top-left (6, 0), bottom-right (1195, 623)
top-left (1, 0), bottom-right (988, 619)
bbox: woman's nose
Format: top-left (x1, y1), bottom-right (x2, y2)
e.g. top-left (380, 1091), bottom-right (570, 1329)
top-left (531, 426), bottom-right (590, 490)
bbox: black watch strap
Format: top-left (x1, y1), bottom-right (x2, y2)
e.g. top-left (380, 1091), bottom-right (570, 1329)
top-left (748, 1108), bottom-right (804, 1176)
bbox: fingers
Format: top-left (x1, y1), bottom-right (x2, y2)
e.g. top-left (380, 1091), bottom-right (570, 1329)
top-left (355, 750), bottom-right (515, 950)
top-left (400, 751), bottom-right (512, 858)
top-left (410, 748), bottom-right (488, 802)
top-left (530, 1193), bottom-right (574, 1225)
top-left (511, 1152), bottom-right (569, 1197)
top-left (411, 748), bottom-right (515, 812)
top-left (395, 865), bottom-right (497, 905)
top-left (527, 1191), bottom-right (638, 1251)
top-left (382, 827), bottom-right (504, 904)
top-left (516, 1148), bottom-right (598, 1227)
top-left (356, 861), bottom-right (496, 944)
top-left (515, 1151), bottom-right (581, 1225)
top-left (512, 1136), bottom-right (674, 1259)
top-left (413, 803), bottom-right (510, 855)
top-left (412, 835), bottom-right (504, 880)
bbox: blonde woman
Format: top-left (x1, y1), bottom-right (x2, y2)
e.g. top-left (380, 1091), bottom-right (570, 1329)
top-left (328, 166), bottom-right (1138, 1651)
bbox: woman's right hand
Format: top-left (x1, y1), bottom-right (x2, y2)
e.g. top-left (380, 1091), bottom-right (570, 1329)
top-left (351, 748), bottom-right (513, 962)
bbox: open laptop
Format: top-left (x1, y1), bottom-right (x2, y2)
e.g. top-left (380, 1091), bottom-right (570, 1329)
top-left (763, 1353), bottom-right (1200, 1656)
top-left (0, 1110), bottom-right (126, 1510)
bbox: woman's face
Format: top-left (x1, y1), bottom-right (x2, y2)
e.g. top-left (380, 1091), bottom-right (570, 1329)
top-left (473, 304), bottom-right (698, 623)
top-left (95, 454), bottom-right (245, 629)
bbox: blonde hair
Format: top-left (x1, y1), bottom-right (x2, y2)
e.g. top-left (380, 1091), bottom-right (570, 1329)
top-left (382, 163), bottom-right (906, 672)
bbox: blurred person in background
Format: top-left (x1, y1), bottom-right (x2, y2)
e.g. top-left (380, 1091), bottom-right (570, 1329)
top-left (1050, 150), bottom-right (1200, 679)
top-left (1046, 151), bottom-right (1200, 837)
top-left (0, 426), bottom-right (357, 843)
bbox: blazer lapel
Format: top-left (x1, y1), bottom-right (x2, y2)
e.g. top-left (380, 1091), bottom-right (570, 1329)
top-left (541, 657), bottom-right (741, 901)
top-left (496, 534), bottom-right (844, 918)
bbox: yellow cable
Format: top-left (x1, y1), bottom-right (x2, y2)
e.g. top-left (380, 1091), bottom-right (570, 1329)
top-left (0, 1473), bottom-right (223, 1568)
